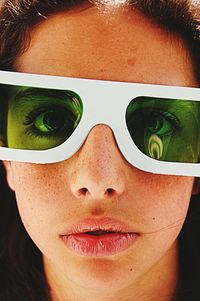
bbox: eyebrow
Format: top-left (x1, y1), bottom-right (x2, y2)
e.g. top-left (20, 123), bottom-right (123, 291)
top-left (8, 86), bottom-right (71, 110)
top-left (15, 86), bottom-right (60, 98)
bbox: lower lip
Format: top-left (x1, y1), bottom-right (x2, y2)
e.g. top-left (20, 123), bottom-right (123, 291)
top-left (61, 232), bottom-right (138, 256)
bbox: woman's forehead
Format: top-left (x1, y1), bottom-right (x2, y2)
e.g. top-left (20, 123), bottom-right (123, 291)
top-left (14, 5), bottom-right (198, 88)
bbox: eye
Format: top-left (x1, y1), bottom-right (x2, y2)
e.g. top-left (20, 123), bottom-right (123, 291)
top-left (24, 104), bottom-right (80, 138)
top-left (7, 89), bottom-right (83, 150)
top-left (145, 112), bottom-right (174, 136)
top-left (126, 104), bottom-right (182, 161)
top-left (125, 96), bottom-right (200, 163)
top-left (34, 108), bottom-right (69, 133)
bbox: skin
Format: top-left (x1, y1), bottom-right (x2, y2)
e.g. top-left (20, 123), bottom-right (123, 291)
top-left (3, 3), bottom-right (200, 301)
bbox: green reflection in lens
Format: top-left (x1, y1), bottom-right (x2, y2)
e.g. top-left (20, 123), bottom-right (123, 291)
top-left (6, 86), bottom-right (83, 150)
top-left (126, 96), bottom-right (200, 163)
top-left (148, 134), bottom-right (163, 160)
top-left (0, 84), bottom-right (8, 147)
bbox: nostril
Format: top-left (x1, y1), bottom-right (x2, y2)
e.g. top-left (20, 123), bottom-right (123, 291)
top-left (106, 188), bottom-right (116, 197)
top-left (78, 187), bottom-right (88, 196)
top-left (76, 187), bottom-right (117, 198)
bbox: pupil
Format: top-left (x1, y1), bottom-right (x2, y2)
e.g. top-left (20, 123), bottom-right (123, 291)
top-left (45, 112), bottom-right (63, 131)
top-left (148, 115), bottom-right (162, 133)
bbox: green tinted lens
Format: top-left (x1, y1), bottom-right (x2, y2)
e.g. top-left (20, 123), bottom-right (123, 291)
top-left (0, 85), bottom-right (83, 150)
top-left (126, 97), bottom-right (200, 163)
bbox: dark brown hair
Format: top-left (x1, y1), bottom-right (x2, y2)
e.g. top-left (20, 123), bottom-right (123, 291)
top-left (0, 1), bottom-right (200, 300)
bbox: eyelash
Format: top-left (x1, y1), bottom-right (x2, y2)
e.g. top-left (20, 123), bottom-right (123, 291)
top-left (24, 126), bottom-right (49, 139)
top-left (152, 110), bottom-right (182, 131)
top-left (129, 108), bottom-right (182, 132)
top-left (23, 105), bottom-right (60, 126)
top-left (23, 105), bottom-right (68, 139)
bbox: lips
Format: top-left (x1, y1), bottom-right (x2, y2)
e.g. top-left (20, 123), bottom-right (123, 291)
top-left (60, 218), bottom-right (139, 256)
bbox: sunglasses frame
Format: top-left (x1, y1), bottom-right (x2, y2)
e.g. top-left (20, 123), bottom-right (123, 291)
top-left (0, 70), bottom-right (200, 177)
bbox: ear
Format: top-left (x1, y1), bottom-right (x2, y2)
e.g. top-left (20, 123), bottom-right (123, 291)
top-left (192, 177), bottom-right (200, 195)
top-left (2, 160), bottom-right (15, 191)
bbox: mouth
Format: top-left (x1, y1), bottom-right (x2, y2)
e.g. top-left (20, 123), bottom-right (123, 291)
top-left (83, 230), bottom-right (118, 235)
top-left (60, 218), bottom-right (139, 257)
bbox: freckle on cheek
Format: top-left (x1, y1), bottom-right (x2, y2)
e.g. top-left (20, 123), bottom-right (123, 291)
top-left (127, 57), bottom-right (136, 66)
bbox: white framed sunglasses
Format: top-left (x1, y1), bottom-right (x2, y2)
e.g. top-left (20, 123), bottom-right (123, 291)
top-left (0, 70), bottom-right (200, 177)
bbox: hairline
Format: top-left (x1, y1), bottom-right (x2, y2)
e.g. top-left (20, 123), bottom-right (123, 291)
top-left (0, 0), bottom-right (200, 81)
top-left (13, 4), bottom-right (196, 84)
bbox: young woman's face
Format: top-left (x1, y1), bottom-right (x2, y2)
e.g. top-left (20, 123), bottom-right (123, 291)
top-left (3, 4), bottom-right (200, 294)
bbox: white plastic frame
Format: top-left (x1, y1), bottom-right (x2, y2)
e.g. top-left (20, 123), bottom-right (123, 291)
top-left (0, 70), bottom-right (200, 177)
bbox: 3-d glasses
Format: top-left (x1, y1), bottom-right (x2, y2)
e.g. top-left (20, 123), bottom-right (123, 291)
top-left (0, 71), bottom-right (200, 177)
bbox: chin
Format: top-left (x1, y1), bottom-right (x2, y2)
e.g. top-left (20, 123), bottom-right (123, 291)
top-left (67, 258), bottom-right (137, 291)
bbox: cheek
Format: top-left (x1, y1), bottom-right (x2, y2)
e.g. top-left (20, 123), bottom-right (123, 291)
top-left (128, 171), bottom-right (194, 233)
top-left (10, 163), bottom-right (71, 242)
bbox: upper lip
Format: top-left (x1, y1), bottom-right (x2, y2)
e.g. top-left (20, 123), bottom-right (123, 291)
top-left (61, 217), bottom-right (137, 235)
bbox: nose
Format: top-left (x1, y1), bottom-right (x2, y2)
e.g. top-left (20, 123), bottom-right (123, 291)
top-left (70, 125), bottom-right (126, 200)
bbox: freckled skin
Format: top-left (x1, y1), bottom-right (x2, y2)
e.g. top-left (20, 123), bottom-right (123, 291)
top-left (127, 57), bottom-right (137, 67)
top-left (3, 6), bottom-right (200, 301)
